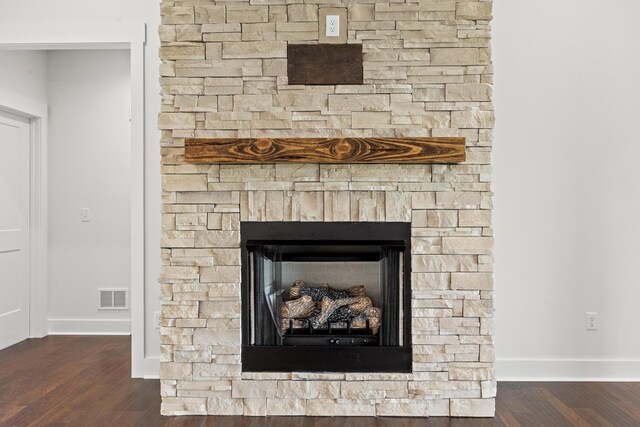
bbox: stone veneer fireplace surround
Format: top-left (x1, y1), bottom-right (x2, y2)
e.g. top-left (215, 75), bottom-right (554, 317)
top-left (159, 0), bottom-right (495, 418)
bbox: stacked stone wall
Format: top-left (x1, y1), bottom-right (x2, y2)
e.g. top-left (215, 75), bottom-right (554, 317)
top-left (159, 0), bottom-right (495, 417)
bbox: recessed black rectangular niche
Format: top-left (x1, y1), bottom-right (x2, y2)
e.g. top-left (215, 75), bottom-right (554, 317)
top-left (287, 44), bottom-right (364, 86)
top-left (241, 222), bottom-right (412, 373)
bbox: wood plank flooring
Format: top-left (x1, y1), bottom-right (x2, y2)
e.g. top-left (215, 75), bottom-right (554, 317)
top-left (1, 336), bottom-right (639, 426)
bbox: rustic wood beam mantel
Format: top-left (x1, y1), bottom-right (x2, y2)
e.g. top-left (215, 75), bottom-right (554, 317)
top-left (184, 137), bottom-right (465, 164)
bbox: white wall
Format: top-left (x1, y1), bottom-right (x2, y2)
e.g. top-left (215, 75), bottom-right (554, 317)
top-left (493, 0), bottom-right (640, 379)
top-left (0, 0), bottom-right (162, 370)
top-left (0, 51), bottom-right (48, 104)
top-left (46, 50), bottom-right (131, 334)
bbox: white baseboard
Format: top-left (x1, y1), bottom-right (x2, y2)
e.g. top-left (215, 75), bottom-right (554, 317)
top-left (47, 318), bottom-right (131, 335)
top-left (496, 358), bottom-right (640, 381)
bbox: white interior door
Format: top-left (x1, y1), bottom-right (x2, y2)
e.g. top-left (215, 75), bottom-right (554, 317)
top-left (0, 110), bottom-right (30, 350)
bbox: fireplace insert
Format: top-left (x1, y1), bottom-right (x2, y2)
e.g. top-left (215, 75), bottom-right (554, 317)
top-left (241, 222), bottom-right (411, 372)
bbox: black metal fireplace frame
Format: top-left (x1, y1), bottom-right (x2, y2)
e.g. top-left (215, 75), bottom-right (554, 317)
top-left (240, 222), bottom-right (412, 373)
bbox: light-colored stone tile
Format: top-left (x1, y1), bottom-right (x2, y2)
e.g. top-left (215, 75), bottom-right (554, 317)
top-left (275, 164), bottom-right (319, 181)
top-left (162, 397), bottom-right (207, 416)
top-left (480, 345), bottom-right (496, 364)
top-left (212, 249), bottom-right (241, 266)
top-left (207, 213), bottom-right (223, 230)
top-left (435, 191), bottom-right (481, 209)
top-left (442, 237), bottom-right (493, 254)
top-left (163, 302), bottom-right (199, 319)
top-left (226, 5), bottom-right (268, 23)
top-left (456, 2), bottom-right (493, 20)
top-left (163, 175), bottom-right (208, 192)
top-left (376, 399), bottom-right (427, 417)
top-left (160, 266), bottom-right (199, 282)
top-left (328, 94), bottom-right (390, 112)
top-left (324, 191), bottom-right (350, 221)
top-left (446, 83), bottom-right (493, 102)
top-left (430, 48), bottom-right (483, 66)
top-left (341, 381), bottom-right (408, 399)
top-left (207, 398), bottom-right (243, 416)
top-left (463, 299), bottom-right (493, 317)
top-left (174, 349), bottom-right (212, 363)
top-left (351, 191), bottom-right (385, 221)
top-left (348, 4), bottom-right (375, 21)
top-left (375, 3), bottom-right (419, 21)
top-left (195, 6), bottom-right (225, 24)
top-left (459, 209), bottom-right (491, 226)
top-left (451, 273), bottom-right (494, 290)
top-left (277, 381), bottom-right (340, 399)
top-left (288, 4), bottom-right (318, 22)
top-left (450, 398), bottom-right (495, 417)
top-left (266, 398), bottom-right (306, 416)
top-left (451, 109), bottom-right (495, 129)
top-left (276, 22), bottom-right (318, 41)
top-left (158, 113), bottom-right (196, 130)
top-left (161, 6), bottom-right (194, 25)
top-left (243, 398), bottom-right (267, 416)
top-left (160, 362), bottom-right (192, 380)
top-left (265, 191), bottom-right (284, 221)
top-left (412, 272), bottom-right (450, 290)
top-left (233, 94), bottom-right (273, 111)
top-left (222, 41), bottom-right (286, 59)
top-left (307, 399), bottom-right (376, 416)
top-left (199, 266), bottom-right (240, 283)
top-left (242, 23), bottom-right (276, 41)
top-left (199, 301), bottom-right (241, 319)
top-left (273, 93), bottom-right (328, 110)
top-left (385, 192), bottom-right (412, 222)
top-left (352, 112), bottom-right (392, 129)
top-left (176, 191), bottom-right (239, 205)
top-left (289, 191), bottom-right (323, 221)
top-left (194, 231), bottom-right (240, 248)
top-left (232, 380), bottom-right (277, 398)
top-left (160, 44), bottom-right (205, 60)
top-left (413, 255), bottom-right (478, 272)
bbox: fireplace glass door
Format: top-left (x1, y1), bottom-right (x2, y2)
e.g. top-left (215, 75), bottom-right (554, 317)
top-left (241, 222), bottom-right (412, 373)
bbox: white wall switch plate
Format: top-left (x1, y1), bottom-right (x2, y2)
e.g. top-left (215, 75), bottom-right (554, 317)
top-left (81, 208), bottom-right (91, 222)
top-left (326, 15), bottom-right (340, 37)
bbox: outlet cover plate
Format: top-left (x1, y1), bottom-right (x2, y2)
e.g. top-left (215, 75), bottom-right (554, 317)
top-left (586, 312), bottom-right (598, 330)
top-left (326, 15), bottom-right (340, 37)
top-left (319, 8), bottom-right (347, 44)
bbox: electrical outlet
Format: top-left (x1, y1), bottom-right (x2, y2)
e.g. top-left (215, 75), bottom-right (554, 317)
top-left (81, 208), bottom-right (91, 222)
top-left (154, 311), bottom-right (161, 330)
top-left (586, 312), bottom-right (598, 330)
top-left (326, 15), bottom-right (340, 37)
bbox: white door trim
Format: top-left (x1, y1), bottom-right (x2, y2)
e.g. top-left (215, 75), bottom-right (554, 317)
top-left (0, 90), bottom-right (48, 339)
top-left (0, 22), bottom-right (153, 377)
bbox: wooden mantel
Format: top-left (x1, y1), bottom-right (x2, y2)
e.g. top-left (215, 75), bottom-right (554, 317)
top-left (184, 137), bottom-right (465, 164)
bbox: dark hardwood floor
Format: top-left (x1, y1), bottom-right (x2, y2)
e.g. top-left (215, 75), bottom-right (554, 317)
top-left (0, 336), bottom-right (639, 427)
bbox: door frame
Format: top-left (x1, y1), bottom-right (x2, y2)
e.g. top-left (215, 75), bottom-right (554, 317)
top-left (0, 22), bottom-right (150, 377)
top-left (0, 96), bottom-right (46, 341)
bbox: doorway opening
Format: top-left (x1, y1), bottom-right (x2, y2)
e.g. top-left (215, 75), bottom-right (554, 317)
top-left (0, 22), bottom-right (148, 377)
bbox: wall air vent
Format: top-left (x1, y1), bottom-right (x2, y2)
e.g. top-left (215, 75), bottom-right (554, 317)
top-left (98, 289), bottom-right (129, 310)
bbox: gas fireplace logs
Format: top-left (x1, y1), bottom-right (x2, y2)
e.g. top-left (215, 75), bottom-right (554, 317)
top-left (280, 295), bottom-right (316, 319)
top-left (290, 280), bottom-right (366, 300)
top-left (280, 280), bottom-right (382, 334)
